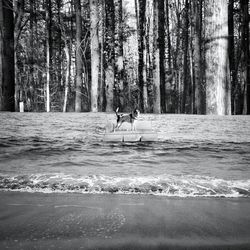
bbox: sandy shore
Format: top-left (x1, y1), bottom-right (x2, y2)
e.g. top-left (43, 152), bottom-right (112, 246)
top-left (0, 192), bottom-right (250, 249)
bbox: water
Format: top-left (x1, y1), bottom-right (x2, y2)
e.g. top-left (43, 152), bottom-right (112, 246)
top-left (0, 112), bottom-right (250, 197)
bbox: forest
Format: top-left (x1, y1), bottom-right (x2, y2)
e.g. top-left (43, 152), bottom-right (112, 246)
top-left (0, 0), bottom-right (249, 114)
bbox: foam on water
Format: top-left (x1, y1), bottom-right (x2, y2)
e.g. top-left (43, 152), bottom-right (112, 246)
top-left (0, 174), bottom-right (250, 197)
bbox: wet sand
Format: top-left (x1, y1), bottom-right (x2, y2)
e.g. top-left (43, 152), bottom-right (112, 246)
top-left (0, 192), bottom-right (250, 249)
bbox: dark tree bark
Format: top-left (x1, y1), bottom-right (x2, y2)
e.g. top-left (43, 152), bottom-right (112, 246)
top-left (136, 0), bottom-right (146, 112)
top-left (158, 0), bottom-right (166, 113)
top-left (0, 0), bottom-right (15, 111)
top-left (241, 0), bottom-right (250, 114)
top-left (165, 0), bottom-right (171, 71)
top-left (228, 0), bottom-right (238, 114)
top-left (114, 0), bottom-right (125, 110)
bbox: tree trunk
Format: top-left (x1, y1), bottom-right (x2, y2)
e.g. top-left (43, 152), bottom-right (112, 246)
top-left (63, 44), bottom-right (70, 112)
top-left (165, 0), bottom-right (172, 113)
top-left (45, 0), bottom-right (52, 112)
top-left (193, 0), bottom-right (203, 114)
top-left (0, 0), bottom-right (15, 111)
top-left (152, 0), bottom-right (161, 113)
top-left (205, 0), bottom-right (231, 115)
top-left (182, 0), bottom-right (189, 113)
top-left (136, 0), bottom-right (146, 112)
top-left (115, 0), bottom-right (125, 110)
top-left (142, 25), bottom-right (148, 113)
top-left (14, 0), bottom-right (24, 111)
top-left (98, 0), bottom-right (105, 111)
top-left (142, 0), bottom-right (148, 112)
top-left (165, 0), bottom-right (171, 71)
top-left (173, 0), bottom-right (181, 114)
top-left (241, 0), bottom-right (249, 114)
top-left (189, 40), bottom-right (194, 114)
top-left (104, 0), bottom-right (115, 112)
top-left (228, 0), bottom-right (237, 114)
top-left (158, 0), bottom-right (166, 113)
top-left (75, 0), bottom-right (82, 112)
top-left (29, 0), bottom-right (35, 111)
top-left (90, 0), bottom-right (99, 112)
top-left (56, 0), bottom-right (63, 89)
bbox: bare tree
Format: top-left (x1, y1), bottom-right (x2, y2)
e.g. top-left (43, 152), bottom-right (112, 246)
top-left (241, 0), bottom-right (250, 114)
top-left (205, 0), bottom-right (231, 115)
top-left (104, 0), bottom-right (115, 112)
top-left (193, 0), bottom-right (204, 114)
top-left (45, 0), bottom-right (52, 112)
top-left (0, 0), bottom-right (15, 111)
top-left (90, 0), bottom-right (99, 112)
top-left (152, 0), bottom-right (161, 113)
top-left (75, 0), bottom-right (82, 112)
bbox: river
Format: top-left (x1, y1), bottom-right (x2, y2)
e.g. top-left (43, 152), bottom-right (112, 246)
top-left (0, 112), bottom-right (250, 197)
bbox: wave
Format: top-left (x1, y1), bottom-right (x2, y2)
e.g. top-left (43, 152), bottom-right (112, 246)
top-left (0, 174), bottom-right (250, 198)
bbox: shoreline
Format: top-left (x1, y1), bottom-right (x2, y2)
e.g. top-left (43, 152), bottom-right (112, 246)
top-left (0, 192), bottom-right (250, 249)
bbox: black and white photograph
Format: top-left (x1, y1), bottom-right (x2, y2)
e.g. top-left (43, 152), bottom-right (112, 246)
top-left (0, 0), bottom-right (250, 249)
